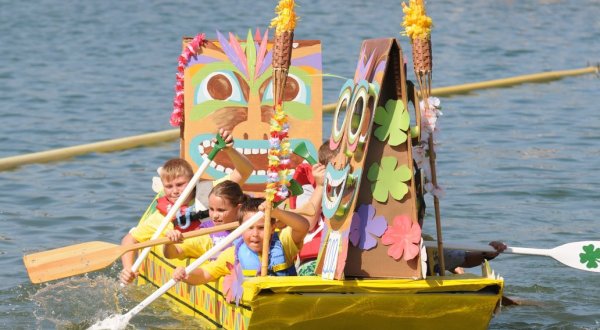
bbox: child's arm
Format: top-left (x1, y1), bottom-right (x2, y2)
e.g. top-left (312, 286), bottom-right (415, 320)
top-left (461, 241), bottom-right (507, 268)
top-left (265, 202), bottom-right (310, 246)
top-left (304, 163), bottom-right (325, 231)
top-left (172, 266), bottom-right (216, 285)
top-left (172, 247), bottom-right (234, 285)
top-left (217, 128), bottom-right (253, 184)
top-left (162, 229), bottom-right (185, 259)
top-left (120, 233), bottom-right (139, 284)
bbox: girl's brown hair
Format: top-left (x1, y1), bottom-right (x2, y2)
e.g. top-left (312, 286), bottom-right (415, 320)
top-left (239, 197), bottom-right (276, 225)
top-left (209, 180), bottom-right (247, 206)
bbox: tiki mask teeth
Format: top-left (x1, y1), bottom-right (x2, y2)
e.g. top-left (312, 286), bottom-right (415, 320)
top-left (322, 163), bottom-right (362, 220)
top-left (192, 134), bottom-right (315, 184)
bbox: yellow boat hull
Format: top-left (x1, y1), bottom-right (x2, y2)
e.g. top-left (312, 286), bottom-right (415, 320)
top-left (138, 246), bottom-right (503, 329)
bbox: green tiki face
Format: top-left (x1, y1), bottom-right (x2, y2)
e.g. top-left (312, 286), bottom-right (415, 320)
top-left (182, 30), bottom-right (322, 191)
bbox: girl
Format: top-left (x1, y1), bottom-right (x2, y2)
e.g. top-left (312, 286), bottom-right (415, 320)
top-left (163, 180), bottom-right (247, 259)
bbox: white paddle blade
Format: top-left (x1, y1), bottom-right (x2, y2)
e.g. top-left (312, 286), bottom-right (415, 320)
top-left (552, 241), bottom-right (600, 273)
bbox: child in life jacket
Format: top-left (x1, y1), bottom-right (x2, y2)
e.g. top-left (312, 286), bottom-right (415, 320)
top-left (119, 129), bottom-right (253, 285)
top-left (162, 180), bottom-right (246, 259)
top-left (172, 197), bottom-right (309, 285)
top-left (290, 141), bottom-right (337, 275)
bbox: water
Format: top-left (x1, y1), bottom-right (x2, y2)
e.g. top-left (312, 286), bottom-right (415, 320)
top-left (1, 0), bottom-right (599, 328)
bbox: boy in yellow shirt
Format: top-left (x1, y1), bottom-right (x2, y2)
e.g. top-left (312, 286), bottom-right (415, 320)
top-left (119, 129), bottom-right (253, 285)
top-left (172, 197), bottom-right (309, 284)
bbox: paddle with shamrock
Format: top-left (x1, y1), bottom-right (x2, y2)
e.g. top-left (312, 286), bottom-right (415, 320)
top-left (424, 240), bottom-right (600, 272)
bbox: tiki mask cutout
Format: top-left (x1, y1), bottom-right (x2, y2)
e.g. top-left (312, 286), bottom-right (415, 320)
top-left (181, 30), bottom-right (322, 192)
top-left (317, 39), bottom-right (422, 279)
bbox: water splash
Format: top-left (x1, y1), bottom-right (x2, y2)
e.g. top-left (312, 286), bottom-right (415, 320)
top-left (31, 275), bottom-right (125, 329)
top-left (87, 313), bottom-right (132, 330)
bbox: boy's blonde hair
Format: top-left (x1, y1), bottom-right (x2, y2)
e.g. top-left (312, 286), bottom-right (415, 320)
top-left (160, 158), bottom-right (194, 182)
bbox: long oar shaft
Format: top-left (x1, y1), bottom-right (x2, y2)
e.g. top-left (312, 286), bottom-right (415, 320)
top-left (24, 223), bottom-right (238, 284)
top-left (427, 241), bottom-right (600, 273)
top-left (430, 65), bottom-right (599, 97)
top-left (437, 242), bottom-right (551, 256)
top-left (126, 222), bottom-right (238, 252)
top-left (124, 211), bottom-right (264, 320)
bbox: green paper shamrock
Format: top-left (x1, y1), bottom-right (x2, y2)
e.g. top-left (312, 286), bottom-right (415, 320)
top-left (579, 244), bottom-right (600, 269)
top-left (367, 156), bottom-right (412, 203)
top-left (373, 99), bottom-right (410, 146)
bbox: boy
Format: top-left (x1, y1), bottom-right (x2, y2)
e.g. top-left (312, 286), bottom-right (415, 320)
top-left (172, 197), bottom-right (309, 284)
top-left (119, 129), bottom-right (253, 285)
top-left (290, 141), bottom-right (336, 275)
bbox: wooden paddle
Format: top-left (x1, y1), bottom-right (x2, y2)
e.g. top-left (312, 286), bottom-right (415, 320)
top-left (88, 211), bottom-right (265, 330)
top-left (425, 240), bottom-right (600, 273)
top-left (23, 222), bottom-right (238, 284)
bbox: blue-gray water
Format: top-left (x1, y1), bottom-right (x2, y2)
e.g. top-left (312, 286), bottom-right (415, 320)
top-left (1, 0), bottom-right (599, 329)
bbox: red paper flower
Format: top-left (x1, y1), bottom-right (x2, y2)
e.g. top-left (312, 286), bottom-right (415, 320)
top-left (381, 214), bottom-right (421, 261)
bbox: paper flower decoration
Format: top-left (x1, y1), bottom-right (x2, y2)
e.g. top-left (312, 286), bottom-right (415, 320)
top-left (373, 99), bottom-right (410, 146)
top-left (170, 33), bottom-right (207, 127)
top-left (381, 214), bottom-right (422, 261)
top-left (401, 0), bottom-right (433, 40)
top-left (349, 204), bottom-right (388, 250)
top-left (420, 96), bottom-right (442, 135)
top-left (222, 261), bottom-right (244, 305)
top-left (579, 244), bottom-right (600, 269)
top-left (367, 156), bottom-right (412, 203)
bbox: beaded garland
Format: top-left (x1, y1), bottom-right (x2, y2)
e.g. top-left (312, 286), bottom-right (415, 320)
top-left (265, 102), bottom-right (291, 202)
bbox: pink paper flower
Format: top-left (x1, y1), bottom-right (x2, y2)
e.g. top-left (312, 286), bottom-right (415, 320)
top-left (222, 261), bottom-right (244, 305)
top-left (381, 214), bottom-right (421, 261)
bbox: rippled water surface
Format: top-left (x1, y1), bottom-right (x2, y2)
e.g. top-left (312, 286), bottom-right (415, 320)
top-left (1, 0), bottom-right (599, 329)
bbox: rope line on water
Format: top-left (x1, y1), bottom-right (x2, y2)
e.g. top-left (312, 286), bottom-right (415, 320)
top-left (1, 65), bottom-right (597, 172)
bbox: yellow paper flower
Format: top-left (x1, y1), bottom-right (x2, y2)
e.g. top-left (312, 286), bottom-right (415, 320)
top-left (401, 0), bottom-right (432, 40)
top-left (270, 0), bottom-right (298, 34)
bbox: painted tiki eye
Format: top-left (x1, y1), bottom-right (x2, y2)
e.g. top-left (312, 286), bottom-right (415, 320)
top-left (346, 84), bottom-right (368, 148)
top-left (261, 73), bottom-right (307, 104)
top-left (331, 81), bottom-right (353, 148)
top-left (283, 74), bottom-right (307, 104)
top-left (262, 79), bottom-right (274, 102)
top-left (196, 71), bottom-right (244, 104)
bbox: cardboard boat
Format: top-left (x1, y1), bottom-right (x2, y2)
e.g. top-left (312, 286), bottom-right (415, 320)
top-left (134, 32), bottom-right (504, 329)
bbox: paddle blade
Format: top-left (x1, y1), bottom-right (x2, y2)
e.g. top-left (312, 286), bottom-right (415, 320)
top-left (292, 142), bottom-right (317, 165)
top-left (23, 241), bottom-right (122, 283)
top-left (552, 241), bottom-right (600, 273)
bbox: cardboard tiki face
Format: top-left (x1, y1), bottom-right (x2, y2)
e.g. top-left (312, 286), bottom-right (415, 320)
top-left (317, 39), bottom-right (422, 279)
top-left (181, 31), bottom-right (322, 191)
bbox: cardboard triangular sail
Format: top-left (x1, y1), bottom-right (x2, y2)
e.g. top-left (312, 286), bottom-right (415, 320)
top-left (180, 32), bottom-right (323, 193)
top-left (316, 38), bottom-right (423, 279)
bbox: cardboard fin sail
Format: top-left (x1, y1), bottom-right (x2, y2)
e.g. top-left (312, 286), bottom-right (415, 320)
top-left (316, 38), bottom-right (423, 279)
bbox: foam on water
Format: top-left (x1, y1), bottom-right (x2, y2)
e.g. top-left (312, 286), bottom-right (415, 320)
top-left (88, 313), bottom-right (132, 330)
